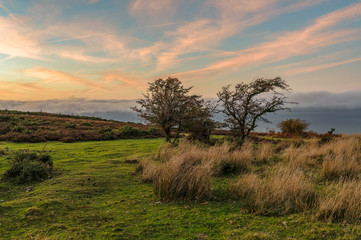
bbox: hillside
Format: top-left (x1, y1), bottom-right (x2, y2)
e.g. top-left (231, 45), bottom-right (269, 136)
top-left (0, 110), bottom-right (161, 142)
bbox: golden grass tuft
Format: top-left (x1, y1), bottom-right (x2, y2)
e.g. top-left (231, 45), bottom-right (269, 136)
top-left (254, 142), bottom-right (273, 163)
top-left (320, 137), bottom-right (361, 180)
top-left (135, 159), bottom-right (161, 183)
top-left (154, 160), bottom-right (211, 201)
top-left (228, 167), bottom-right (316, 215)
top-left (208, 142), bottom-right (252, 176)
top-left (317, 179), bottom-right (361, 222)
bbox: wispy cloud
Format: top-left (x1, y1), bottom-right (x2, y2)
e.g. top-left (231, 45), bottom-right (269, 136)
top-left (129, 0), bottom-right (177, 23)
top-left (23, 67), bottom-right (106, 90)
top-left (285, 56), bottom-right (361, 75)
top-left (176, 2), bottom-right (361, 78)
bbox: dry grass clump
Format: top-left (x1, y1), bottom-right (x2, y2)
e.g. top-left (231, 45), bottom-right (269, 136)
top-left (208, 142), bottom-right (252, 176)
top-left (254, 142), bottom-right (273, 163)
top-left (321, 155), bottom-right (361, 180)
top-left (317, 180), bottom-right (361, 222)
top-left (135, 159), bottom-right (161, 183)
top-left (228, 167), bottom-right (316, 215)
top-left (136, 140), bottom-right (255, 201)
top-left (320, 137), bottom-right (361, 180)
top-left (154, 159), bottom-right (211, 201)
top-left (280, 139), bottom-right (326, 169)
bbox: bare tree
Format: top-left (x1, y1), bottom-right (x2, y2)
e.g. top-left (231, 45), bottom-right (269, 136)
top-left (217, 77), bottom-right (291, 146)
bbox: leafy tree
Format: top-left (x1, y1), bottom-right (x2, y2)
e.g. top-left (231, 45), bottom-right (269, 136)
top-left (278, 118), bottom-right (309, 136)
top-left (182, 98), bottom-right (217, 143)
top-left (217, 77), bottom-right (291, 146)
top-left (132, 77), bottom-right (213, 143)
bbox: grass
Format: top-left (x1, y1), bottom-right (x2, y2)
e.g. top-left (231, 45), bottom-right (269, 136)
top-left (2, 138), bottom-right (361, 239)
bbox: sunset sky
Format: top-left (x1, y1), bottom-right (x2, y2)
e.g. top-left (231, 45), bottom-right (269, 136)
top-left (1, 0), bottom-right (361, 101)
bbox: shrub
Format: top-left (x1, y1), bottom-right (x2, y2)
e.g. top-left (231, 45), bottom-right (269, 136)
top-left (99, 127), bottom-right (113, 140)
top-left (317, 180), bottom-right (361, 222)
top-left (64, 122), bottom-right (76, 129)
top-left (119, 125), bottom-right (143, 138)
top-left (80, 121), bottom-right (92, 127)
top-left (3, 151), bottom-right (53, 183)
top-left (12, 124), bottom-right (27, 133)
top-left (227, 167), bottom-right (316, 215)
top-left (278, 118), bottom-right (309, 136)
top-left (147, 127), bottom-right (162, 136)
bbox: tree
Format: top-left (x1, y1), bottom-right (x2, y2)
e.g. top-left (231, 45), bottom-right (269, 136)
top-left (182, 98), bottom-right (217, 143)
top-left (217, 77), bottom-right (291, 147)
top-left (278, 118), bottom-right (309, 136)
top-left (132, 77), bottom-right (215, 143)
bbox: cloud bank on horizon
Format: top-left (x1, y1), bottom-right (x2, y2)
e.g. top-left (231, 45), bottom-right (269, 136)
top-left (0, 0), bottom-right (361, 100)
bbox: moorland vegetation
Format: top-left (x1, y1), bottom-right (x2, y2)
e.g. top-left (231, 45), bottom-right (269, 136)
top-left (1, 76), bottom-right (360, 239)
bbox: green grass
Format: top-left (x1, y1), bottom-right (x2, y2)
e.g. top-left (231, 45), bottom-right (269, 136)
top-left (1, 139), bottom-right (361, 239)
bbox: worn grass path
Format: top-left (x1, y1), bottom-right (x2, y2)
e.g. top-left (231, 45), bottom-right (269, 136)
top-left (0, 139), bottom-right (360, 239)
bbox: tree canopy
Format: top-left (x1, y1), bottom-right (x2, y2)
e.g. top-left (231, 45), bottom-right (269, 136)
top-left (217, 77), bottom-right (291, 146)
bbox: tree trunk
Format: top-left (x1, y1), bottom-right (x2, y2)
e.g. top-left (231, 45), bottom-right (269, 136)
top-left (163, 127), bottom-right (171, 142)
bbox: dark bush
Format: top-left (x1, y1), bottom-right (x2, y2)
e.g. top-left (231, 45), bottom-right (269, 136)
top-left (12, 124), bottom-right (27, 133)
top-left (3, 151), bottom-right (53, 183)
top-left (147, 127), bottom-right (162, 136)
top-left (119, 126), bottom-right (144, 138)
top-left (278, 118), bottom-right (309, 136)
top-left (80, 121), bottom-right (92, 127)
top-left (64, 122), bottom-right (76, 129)
top-left (99, 127), bottom-right (114, 140)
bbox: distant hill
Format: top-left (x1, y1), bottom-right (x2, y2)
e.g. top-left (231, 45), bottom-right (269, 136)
top-left (0, 110), bottom-right (162, 143)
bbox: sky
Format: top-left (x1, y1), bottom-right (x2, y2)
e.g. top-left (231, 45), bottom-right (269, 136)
top-left (0, 0), bottom-right (361, 101)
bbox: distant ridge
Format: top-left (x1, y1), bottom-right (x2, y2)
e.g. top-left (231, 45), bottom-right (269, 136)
top-left (0, 109), bottom-right (161, 143)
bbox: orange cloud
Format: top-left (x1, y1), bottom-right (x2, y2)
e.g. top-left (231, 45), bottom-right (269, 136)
top-left (24, 67), bottom-right (105, 90)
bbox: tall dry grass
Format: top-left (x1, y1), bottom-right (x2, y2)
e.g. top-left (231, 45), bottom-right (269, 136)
top-left (317, 179), bottom-right (361, 222)
top-left (320, 137), bottom-right (361, 180)
top-left (136, 140), bottom-right (254, 201)
top-left (253, 142), bottom-right (273, 163)
top-left (228, 167), bottom-right (316, 215)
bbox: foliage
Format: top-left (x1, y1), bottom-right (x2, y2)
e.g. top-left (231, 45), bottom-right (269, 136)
top-left (132, 77), bottom-right (192, 142)
top-left (217, 77), bottom-right (291, 146)
top-left (277, 118), bottom-right (309, 135)
top-left (119, 125), bottom-right (143, 138)
top-left (132, 77), bottom-right (215, 143)
top-left (3, 151), bottom-right (53, 183)
top-left (183, 99), bottom-right (217, 143)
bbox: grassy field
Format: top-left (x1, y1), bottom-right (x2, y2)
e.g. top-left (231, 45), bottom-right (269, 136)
top-left (1, 139), bottom-right (361, 239)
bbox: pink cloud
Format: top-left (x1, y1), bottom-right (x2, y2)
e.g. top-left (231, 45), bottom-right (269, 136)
top-left (285, 57), bottom-right (361, 75)
top-left (146, 0), bottom-right (325, 71)
top-left (175, 2), bottom-right (361, 78)
top-left (129, 0), bottom-right (177, 23)
top-left (0, 16), bottom-right (42, 59)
